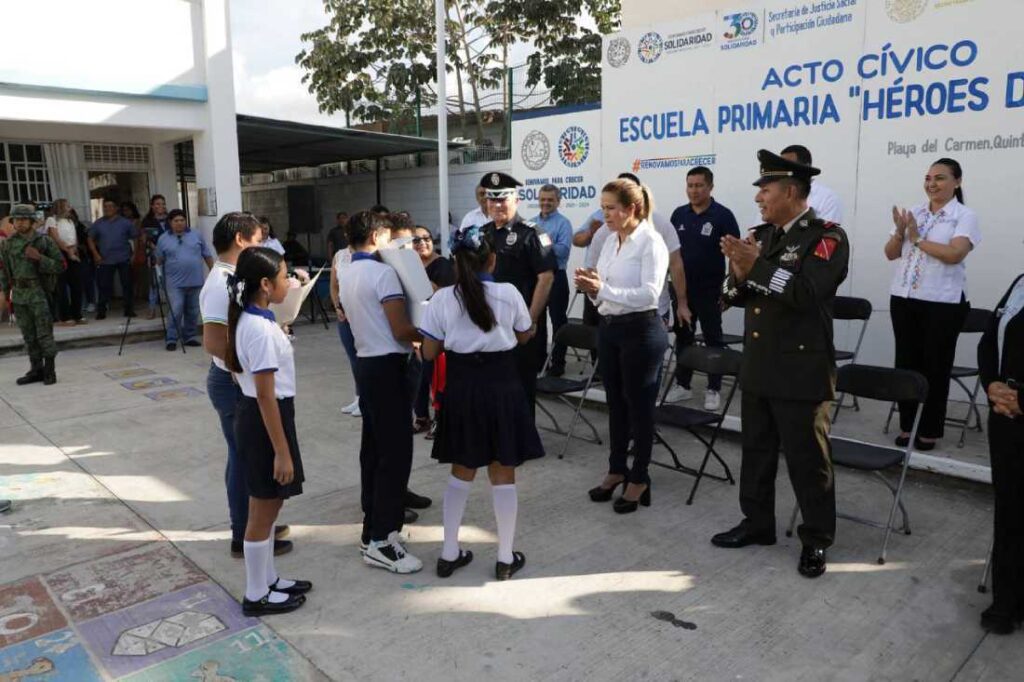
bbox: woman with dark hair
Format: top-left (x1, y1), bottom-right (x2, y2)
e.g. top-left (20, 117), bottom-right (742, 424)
top-left (46, 199), bottom-right (84, 326)
top-left (259, 216), bottom-right (285, 256)
top-left (977, 268), bottom-right (1024, 635)
top-left (141, 194), bottom-right (169, 319)
top-left (886, 158), bottom-right (981, 450)
top-left (70, 209), bottom-right (97, 313)
top-left (576, 178), bottom-right (668, 513)
top-left (225, 246), bottom-right (311, 616)
top-left (412, 226), bottom-right (455, 434)
top-left (419, 225), bottom-right (542, 580)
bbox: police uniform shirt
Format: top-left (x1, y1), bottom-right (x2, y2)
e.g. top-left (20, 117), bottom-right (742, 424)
top-left (199, 261), bottom-right (235, 371)
top-left (419, 280), bottom-right (532, 353)
top-left (889, 198), bottom-right (981, 304)
top-left (670, 199), bottom-right (741, 290)
top-left (808, 181), bottom-right (843, 223)
top-left (592, 219), bottom-right (669, 316)
top-left (485, 218), bottom-right (557, 305)
top-left (234, 307), bottom-right (296, 399)
top-left (338, 253), bottom-right (411, 357)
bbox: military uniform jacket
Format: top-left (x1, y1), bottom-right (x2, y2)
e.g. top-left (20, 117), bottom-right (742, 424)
top-left (0, 232), bottom-right (64, 305)
top-left (722, 209), bottom-right (849, 402)
top-left (483, 216), bottom-right (557, 306)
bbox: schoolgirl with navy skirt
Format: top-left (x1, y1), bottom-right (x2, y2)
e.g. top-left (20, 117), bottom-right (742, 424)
top-left (225, 246), bottom-right (312, 616)
top-left (419, 225), bottom-right (544, 581)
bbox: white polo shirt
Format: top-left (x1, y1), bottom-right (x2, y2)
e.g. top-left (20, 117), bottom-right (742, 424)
top-left (809, 181), bottom-right (844, 224)
top-left (591, 220), bottom-right (670, 317)
top-left (338, 252), bottom-right (411, 357)
top-left (889, 198), bottom-right (981, 304)
top-left (234, 307), bottom-right (296, 399)
top-left (199, 260), bottom-right (234, 371)
top-left (419, 278), bottom-right (532, 353)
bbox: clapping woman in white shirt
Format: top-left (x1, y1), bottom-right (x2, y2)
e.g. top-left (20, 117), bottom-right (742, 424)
top-left (885, 158), bottom-right (980, 450)
top-left (575, 178), bottom-right (669, 514)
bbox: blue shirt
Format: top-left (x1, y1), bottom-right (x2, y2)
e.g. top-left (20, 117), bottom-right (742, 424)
top-left (669, 199), bottom-right (740, 290)
top-left (89, 216), bottom-right (138, 264)
top-left (530, 210), bottom-right (573, 270)
top-left (156, 230), bottom-right (213, 288)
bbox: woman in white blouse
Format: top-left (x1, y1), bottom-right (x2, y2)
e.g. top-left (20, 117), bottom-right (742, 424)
top-left (46, 199), bottom-right (84, 326)
top-left (885, 158), bottom-right (980, 450)
top-left (575, 178), bottom-right (669, 514)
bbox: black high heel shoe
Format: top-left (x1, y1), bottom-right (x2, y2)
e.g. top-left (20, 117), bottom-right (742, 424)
top-left (613, 483), bottom-right (651, 514)
top-left (588, 478), bottom-right (626, 502)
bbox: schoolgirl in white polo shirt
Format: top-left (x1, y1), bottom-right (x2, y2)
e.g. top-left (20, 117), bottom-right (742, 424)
top-left (225, 246), bottom-right (312, 616)
top-left (338, 211), bottom-right (424, 574)
top-left (420, 225), bottom-right (544, 581)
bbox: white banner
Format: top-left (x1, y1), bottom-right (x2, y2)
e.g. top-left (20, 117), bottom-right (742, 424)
top-left (602, 0), bottom-right (1024, 366)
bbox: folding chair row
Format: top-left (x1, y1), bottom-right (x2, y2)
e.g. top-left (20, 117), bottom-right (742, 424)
top-left (536, 322), bottom-right (603, 459)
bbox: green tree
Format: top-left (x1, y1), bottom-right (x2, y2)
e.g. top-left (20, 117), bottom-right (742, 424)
top-left (296, 0), bottom-right (620, 142)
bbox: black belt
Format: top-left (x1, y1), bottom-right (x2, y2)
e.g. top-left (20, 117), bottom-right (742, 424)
top-left (602, 309), bottom-right (658, 325)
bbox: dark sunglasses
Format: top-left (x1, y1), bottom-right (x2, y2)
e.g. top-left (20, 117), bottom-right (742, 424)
top-left (411, 236), bottom-right (432, 244)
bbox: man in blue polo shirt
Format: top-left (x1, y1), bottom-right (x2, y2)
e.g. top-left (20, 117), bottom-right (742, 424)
top-left (156, 209), bottom-right (214, 350)
top-left (666, 166), bottom-right (740, 410)
top-left (87, 196), bottom-right (140, 320)
top-left (531, 184), bottom-right (573, 376)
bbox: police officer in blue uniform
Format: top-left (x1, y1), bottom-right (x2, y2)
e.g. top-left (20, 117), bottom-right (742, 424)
top-left (480, 173), bottom-right (556, 412)
top-left (711, 150), bottom-right (850, 579)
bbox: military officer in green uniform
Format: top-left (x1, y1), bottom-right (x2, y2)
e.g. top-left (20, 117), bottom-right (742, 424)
top-left (480, 172), bottom-right (556, 413)
top-left (0, 204), bottom-right (64, 385)
top-left (711, 150), bottom-right (849, 579)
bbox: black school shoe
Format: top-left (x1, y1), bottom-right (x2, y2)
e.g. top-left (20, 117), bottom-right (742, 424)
top-left (798, 546), bottom-right (827, 578)
top-left (230, 539), bottom-right (293, 558)
top-left (404, 508), bottom-right (420, 524)
top-left (242, 591), bottom-right (305, 617)
top-left (981, 603), bottom-right (1020, 635)
top-left (404, 490), bottom-right (433, 509)
top-left (495, 551), bottom-right (526, 581)
top-left (269, 577), bottom-right (313, 596)
top-left (436, 550), bottom-right (474, 578)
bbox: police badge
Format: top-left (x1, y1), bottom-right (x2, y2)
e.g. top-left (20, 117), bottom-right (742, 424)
top-left (506, 231), bottom-right (518, 246)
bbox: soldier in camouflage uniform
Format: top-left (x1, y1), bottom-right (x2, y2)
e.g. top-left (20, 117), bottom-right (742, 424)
top-left (0, 204), bottom-right (64, 385)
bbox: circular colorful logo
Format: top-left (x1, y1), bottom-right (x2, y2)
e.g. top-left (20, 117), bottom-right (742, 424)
top-left (606, 37), bottom-right (630, 68)
top-left (520, 130), bottom-right (550, 171)
top-left (885, 0), bottom-right (928, 23)
top-left (558, 126), bottom-right (590, 168)
top-left (637, 32), bottom-right (663, 64)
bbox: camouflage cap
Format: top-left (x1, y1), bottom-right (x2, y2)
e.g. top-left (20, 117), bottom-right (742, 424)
top-left (10, 204), bottom-right (35, 219)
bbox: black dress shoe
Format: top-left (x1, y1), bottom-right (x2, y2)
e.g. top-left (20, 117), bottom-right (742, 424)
top-left (404, 508), bottom-right (420, 524)
top-left (798, 545), bottom-right (827, 578)
top-left (894, 435), bottom-right (910, 447)
top-left (495, 551), bottom-right (526, 581)
top-left (981, 604), bottom-right (1018, 635)
top-left (436, 550), bottom-right (474, 578)
top-left (275, 525), bottom-right (290, 539)
top-left (404, 489), bottom-right (433, 509)
top-left (241, 591), bottom-right (305, 617)
top-left (269, 577), bottom-right (313, 595)
top-left (711, 522), bottom-right (777, 548)
top-left (166, 343), bottom-right (177, 351)
top-left (914, 437), bottom-right (936, 451)
top-left (184, 339), bottom-right (202, 347)
top-left (613, 484), bottom-right (651, 514)
top-left (588, 478), bottom-right (625, 502)
top-left (230, 539), bottom-right (294, 558)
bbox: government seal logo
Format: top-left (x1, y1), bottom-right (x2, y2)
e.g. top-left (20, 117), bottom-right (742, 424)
top-left (637, 32), bottom-right (663, 64)
top-left (520, 130), bottom-right (550, 171)
top-left (606, 37), bottom-right (630, 68)
top-left (886, 0), bottom-right (928, 23)
top-left (558, 126), bottom-right (590, 168)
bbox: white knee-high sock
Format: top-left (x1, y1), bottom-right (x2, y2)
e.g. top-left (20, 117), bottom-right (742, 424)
top-left (491, 484), bottom-right (518, 565)
top-left (442, 476), bottom-right (473, 561)
top-left (244, 538), bottom-right (270, 601)
top-left (263, 537), bottom-right (295, 590)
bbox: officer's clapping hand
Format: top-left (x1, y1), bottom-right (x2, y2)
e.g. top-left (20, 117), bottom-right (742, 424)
top-left (23, 245), bottom-right (41, 262)
top-left (721, 235), bottom-right (759, 280)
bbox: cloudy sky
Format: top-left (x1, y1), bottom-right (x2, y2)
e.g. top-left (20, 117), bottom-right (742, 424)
top-left (230, 0), bottom-right (536, 127)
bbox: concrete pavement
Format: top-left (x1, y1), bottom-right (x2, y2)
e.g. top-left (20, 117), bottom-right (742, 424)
top-left (0, 323), bottom-right (1019, 681)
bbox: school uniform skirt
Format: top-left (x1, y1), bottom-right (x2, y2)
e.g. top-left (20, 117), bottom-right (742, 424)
top-left (432, 349), bottom-right (545, 468)
top-left (235, 396), bottom-right (305, 499)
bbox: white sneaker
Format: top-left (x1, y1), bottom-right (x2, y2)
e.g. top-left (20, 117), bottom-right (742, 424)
top-left (342, 398), bottom-right (360, 415)
top-left (665, 385), bottom-right (693, 403)
top-left (360, 531), bottom-right (409, 553)
top-left (363, 531), bottom-right (423, 573)
top-left (350, 402), bottom-right (361, 417)
top-left (703, 390), bottom-right (721, 411)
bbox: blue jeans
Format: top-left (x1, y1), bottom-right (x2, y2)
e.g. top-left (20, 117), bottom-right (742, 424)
top-left (337, 320), bottom-right (359, 393)
top-left (206, 363), bottom-right (248, 542)
top-left (166, 286), bottom-right (201, 344)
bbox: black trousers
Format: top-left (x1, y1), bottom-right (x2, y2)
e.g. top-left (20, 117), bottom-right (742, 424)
top-left (989, 412), bottom-right (1024, 613)
top-left (96, 262), bottom-right (134, 313)
top-left (599, 313), bottom-right (668, 484)
top-left (674, 285), bottom-right (725, 391)
top-left (890, 295), bottom-right (968, 438)
top-left (740, 392), bottom-right (836, 549)
top-left (546, 270), bottom-right (570, 369)
top-left (582, 294), bottom-right (602, 365)
top-left (517, 314), bottom-right (546, 416)
top-left (56, 258), bottom-right (83, 322)
top-left (355, 353), bottom-right (413, 542)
